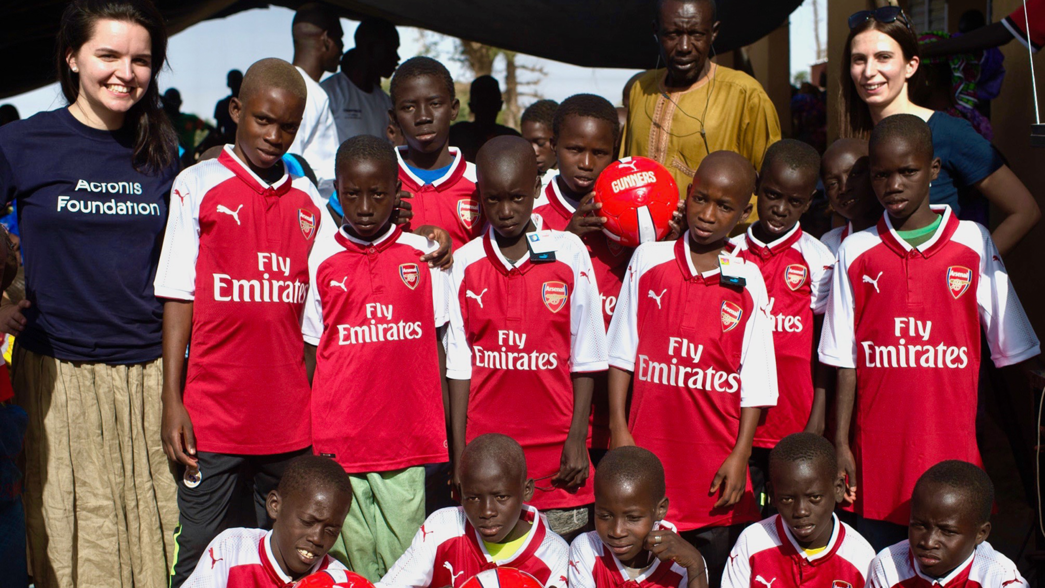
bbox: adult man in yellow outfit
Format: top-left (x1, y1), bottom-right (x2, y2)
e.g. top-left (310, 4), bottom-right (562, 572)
top-left (621, 0), bottom-right (781, 223)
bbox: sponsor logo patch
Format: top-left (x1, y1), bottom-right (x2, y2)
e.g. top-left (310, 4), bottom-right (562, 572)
top-left (947, 266), bottom-right (972, 299)
top-left (784, 264), bottom-right (808, 291)
top-left (399, 263), bottom-right (419, 290)
top-left (299, 209), bottom-right (316, 240)
top-left (457, 199), bottom-right (479, 229)
top-left (542, 281), bottom-right (568, 313)
top-left (721, 300), bottom-right (743, 332)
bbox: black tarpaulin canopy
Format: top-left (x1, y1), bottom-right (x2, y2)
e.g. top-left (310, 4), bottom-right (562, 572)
top-left (0, 0), bottom-right (803, 99)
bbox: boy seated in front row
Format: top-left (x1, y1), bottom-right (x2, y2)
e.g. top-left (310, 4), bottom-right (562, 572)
top-left (606, 151), bottom-right (778, 588)
top-left (732, 140), bottom-right (834, 500)
top-left (570, 447), bottom-right (708, 588)
top-left (818, 114), bottom-right (1040, 551)
top-left (446, 137), bottom-right (608, 540)
top-left (183, 456), bottom-right (351, 587)
top-left (378, 434), bottom-right (569, 588)
top-left (389, 57), bottom-right (483, 248)
top-left (723, 433), bottom-right (875, 588)
top-left (302, 135), bottom-right (452, 580)
top-left (866, 460), bottom-right (1027, 588)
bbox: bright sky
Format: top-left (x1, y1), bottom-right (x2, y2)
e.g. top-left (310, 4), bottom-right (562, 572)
top-left (3, 1), bottom-right (824, 123)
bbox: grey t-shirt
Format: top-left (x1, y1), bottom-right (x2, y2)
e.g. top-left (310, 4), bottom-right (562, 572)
top-left (320, 72), bottom-right (394, 144)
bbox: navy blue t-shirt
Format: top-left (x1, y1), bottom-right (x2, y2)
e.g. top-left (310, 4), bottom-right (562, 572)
top-left (0, 108), bottom-right (176, 364)
top-left (927, 111), bottom-right (1004, 217)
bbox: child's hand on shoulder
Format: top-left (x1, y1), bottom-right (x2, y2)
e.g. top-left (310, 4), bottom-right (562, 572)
top-left (644, 529), bottom-right (706, 579)
top-left (393, 188), bottom-right (414, 225)
top-left (416, 225), bottom-right (453, 270)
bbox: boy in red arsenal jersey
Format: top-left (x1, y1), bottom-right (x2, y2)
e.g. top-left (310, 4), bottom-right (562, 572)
top-left (818, 115), bottom-right (1040, 551)
top-left (154, 59), bottom-right (324, 585)
top-left (723, 433), bottom-right (875, 588)
top-left (378, 434), bottom-right (569, 588)
top-left (302, 135), bottom-right (452, 579)
top-left (184, 456), bottom-right (352, 588)
top-left (446, 137), bottom-right (608, 540)
top-left (867, 461), bottom-right (1027, 588)
top-left (570, 447), bottom-right (708, 588)
top-left (733, 140), bottom-right (834, 511)
top-left (819, 139), bottom-right (881, 256)
top-left (532, 94), bottom-right (626, 460)
top-left (389, 57), bottom-right (483, 248)
top-left (606, 151), bottom-right (777, 588)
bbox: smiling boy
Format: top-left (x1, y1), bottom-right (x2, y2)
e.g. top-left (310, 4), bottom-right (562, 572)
top-left (183, 455), bottom-right (352, 587)
top-left (723, 433), bottom-right (875, 588)
top-left (378, 434), bottom-right (569, 588)
top-left (570, 447), bottom-right (708, 588)
top-left (866, 461), bottom-right (1027, 588)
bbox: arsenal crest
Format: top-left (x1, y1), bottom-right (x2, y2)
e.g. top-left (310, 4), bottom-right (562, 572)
top-left (946, 266), bottom-right (972, 299)
top-left (298, 209), bottom-right (316, 240)
top-left (721, 300), bottom-right (743, 333)
top-left (542, 281), bottom-right (568, 313)
top-left (784, 264), bottom-right (808, 291)
top-left (606, 239), bottom-right (625, 257)
top-left (399, 263), bottom-right (419, 290)
top-left (457, 198), bottom-right (479, 229)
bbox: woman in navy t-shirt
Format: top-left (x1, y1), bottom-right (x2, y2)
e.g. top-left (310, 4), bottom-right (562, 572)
top-left (0, 1), bottom-right (179, 585)
top-left (838, 6), bottom-right (1040, 255)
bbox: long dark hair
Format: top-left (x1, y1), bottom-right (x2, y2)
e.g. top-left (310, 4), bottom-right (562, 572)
top-left (839, 17), bottom-right (922, 139)
top-left (57, 0), bottom-right (177, 173)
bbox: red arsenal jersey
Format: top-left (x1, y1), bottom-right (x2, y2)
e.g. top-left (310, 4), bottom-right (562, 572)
top-left (155, 146), bottom-right (322, 455)
top-left (867, 540), bottom-right (1027, 588)
top-left (734, 224), bottom-right (834, 448)
top-left (183, 527), bottom-right (346, 588)
top-left (533, 179), bottom-right (633, 450)
top-left (818, 206), bottom-right (1040, 523)
top-left (569, 521), bottom-right (689, 588)
top-left (303, 224), bottom-right (450, 473)
top-left (377, 505), bottom-right (570, 588)
top-left (606, 234), bottom-right (778, 530)
top-left (722, 514), bottom-right (875, 588)
top-left (396, 146), bottom-right (483, 249)
top-left (446, 219), bottom-right (609, 509)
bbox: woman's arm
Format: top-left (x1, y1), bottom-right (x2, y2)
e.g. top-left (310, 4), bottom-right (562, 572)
top-left (975, 165), bottom-right (1041, 255)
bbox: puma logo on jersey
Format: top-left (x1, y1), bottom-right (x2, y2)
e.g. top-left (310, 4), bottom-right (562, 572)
top-left (329, 277), bottom-right (348, 292)
top-left (568, 560), bottom-right (580, 572)
top-left (559, 575), bottom-right (568, 586)
top-left (755, 576), bottom-right (776, 588)
top-left (1001, 572), bottom-right (1022, 586)
top-left (648, 289), bottom-right (666, 309)
top-left (216, 204), bottom-right (243, 225)
top-left (420, 524), bottom-right (434, 541)
top-left (173, 188), bottom-right (186, 205)
top-left (208, 547), bottom-right (223, 569)
top-left (466, 289), bottom-right (488, 309)
top-left (443, 561), bottom-right (464, 585)
top-left (862, 271), bottom-right (883, 293)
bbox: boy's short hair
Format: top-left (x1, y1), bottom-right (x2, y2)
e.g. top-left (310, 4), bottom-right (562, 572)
top-left (915, 460), bottom-right (994, 524)
top-left (761, 138), bottom-right (821, 177)
top-left (459, 433), bottom-right (527, 481)
top-left (521, 99), bottom-right (559, 128)
top-left (768, 432), bottom-right (837, 479)
top-left (335, 134), bottom-right (398, 177)
top-left (553, 94), bottom-right (620, 140)
top-left (594, 446), bottom-right (666, 501)
top-left (869, 113), bottom-right (934, 159)
top-left (239, 58), bottom-right (307, 105)
top-left (276, 455), bottom-right (352, 502)
top-left (389, 56), bottom-right (455, 104)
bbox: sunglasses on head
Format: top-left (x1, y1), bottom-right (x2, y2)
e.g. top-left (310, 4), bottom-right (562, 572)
top-left (848, 6), bottom-right (914, 33)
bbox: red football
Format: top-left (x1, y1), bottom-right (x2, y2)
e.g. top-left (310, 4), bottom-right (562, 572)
top-left (294, 570), bottom-right (375, 588)
top-left (593, 156), bottom-right (679, 248)
top-left (460, 568), bottom-right (544, 588)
